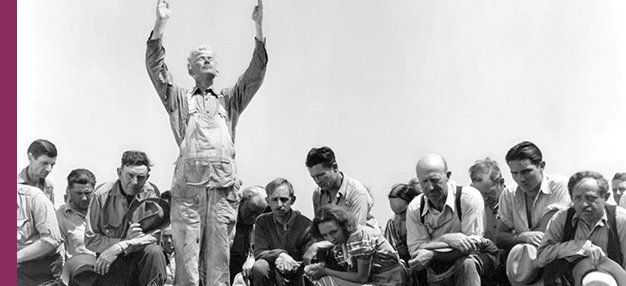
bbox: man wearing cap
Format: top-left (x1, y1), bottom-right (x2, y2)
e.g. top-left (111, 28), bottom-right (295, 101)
top-left (230, 186), bottom-right (269, 284)
top-left (249, 178), bottom-right (314, 286)
top-left (18, 139), bottom-right (58, 204)
top-left (18, 184), bottom-right (64, 285)
top-left (406, 154), bottom-right (498, 286)
top-left (145, 0), bottom-right (268, 284)
top-left (85, 150), bottom-right (167, 286)
top-left (57, 169), bottom-right (97, 259)
top-left (535, 171), bottom-right (626, 286)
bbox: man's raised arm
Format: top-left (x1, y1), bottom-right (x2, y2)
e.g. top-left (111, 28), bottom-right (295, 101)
top-left (151, 0), bottom-right (170, 40)
top-left (253, 0), bottom-right (264, 41)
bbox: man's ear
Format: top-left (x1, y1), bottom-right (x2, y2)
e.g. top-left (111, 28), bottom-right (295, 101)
top-left (117, 167), bottom-right (122, 178)
top-left (291, 195), bottom-right (297, 205)
top-left (539, 161), bottom-right (546, 171)
top-left (331, 162), bottom-right (339, 171)
top-left (446, 171), bottom-right (452, 179)
top-left (27, 153), bottom-right (34, 163)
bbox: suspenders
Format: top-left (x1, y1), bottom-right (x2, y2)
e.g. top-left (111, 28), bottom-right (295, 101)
top-left (563, 205), bottom-right (623, 265)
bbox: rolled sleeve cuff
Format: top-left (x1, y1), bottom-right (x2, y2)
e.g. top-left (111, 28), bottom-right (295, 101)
top-left (40, 235), bottom-right (63, 249)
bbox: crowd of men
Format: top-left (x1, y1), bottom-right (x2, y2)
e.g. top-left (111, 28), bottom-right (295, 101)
top-left (18, 0), bottom-right (626, 285)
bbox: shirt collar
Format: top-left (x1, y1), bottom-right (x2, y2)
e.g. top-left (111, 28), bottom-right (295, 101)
top-left (272, 209), bottom-right (298, 230)
top-left (321, 172), bottom-right (347, 198)
top-left (64, 202), bottom-right (87, 218)
top-left (190, 87), bottom-right (218, 97)
top-left (421, 182), bottom-right (456, 217)
top-left (18, 166), bottom-right (42, 186)
top-left (571, 208), bottom-right (608, 228)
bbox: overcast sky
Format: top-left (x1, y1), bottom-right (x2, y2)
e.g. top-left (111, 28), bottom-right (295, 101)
top-left (18, 0), bottom-right (626, 224)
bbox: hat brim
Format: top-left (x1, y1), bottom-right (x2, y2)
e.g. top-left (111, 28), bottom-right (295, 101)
top-left (572, 257), bottom-right (626, 286)
top-left (125, 198), bottom-right (171, 235)
top-left (61, 253), bottom-right (97, 285)
top-left (507, 244), bottom-right (544, 286)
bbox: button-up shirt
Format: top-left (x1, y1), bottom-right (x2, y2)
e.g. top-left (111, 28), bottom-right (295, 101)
top-left (85, 180), bottom-right (160, 255)
top-left (499, 174), bottom-right (571, 233)
top-left (56, 203), bottom-right (95, 258)
top-left (406, 182), bottom-right (485, 254)
top-left (17, 184), bottom-right (63, 252)
top-left (312, 173), bottom-right (379, 230)
top-left (18, 167), bottom-right (55, 205)
top-left (536, 206), bottom-right (626, 269)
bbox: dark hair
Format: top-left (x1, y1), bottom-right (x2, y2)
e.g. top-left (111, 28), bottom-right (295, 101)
top-left (310, 204), bottom-right (357, 240)
top-left (612, 172), bottom-right (626, 182)
top-left (160, 190), bottom-right (172, 204)
top-left (469, 157), bottom-right (504, 185)
top-left (389, 183), bottom-right (420, 202)
top-left (265, 178), bottom-right (295, 197)
top-left (505, 141), bottom-right (543, 166)
top-left (121, 150), bottom-right (152, 171)
top-left (567, 171), bottom-right (610, 200)
top-left (305, 146), bottom-right (337, 169)
top-left (67, 168), bottom-right (96, 188)
top-left (27, 139), bottom-right (57, 159)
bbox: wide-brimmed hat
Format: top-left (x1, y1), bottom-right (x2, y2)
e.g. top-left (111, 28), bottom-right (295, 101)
top-left (572, 257), bottom-right (626, 286)
top-left (506, 244), bottom-right (544, 286)
top-left (61, 253), bottom-right (97, 286)
top-left (125, 198), bottom-right (170, 234)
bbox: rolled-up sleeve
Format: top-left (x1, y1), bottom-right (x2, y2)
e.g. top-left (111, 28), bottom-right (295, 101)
top-left (535, 209), bottom-right (586, 268)
top-left (33, 193), bottom-right (63, 248)
top-left (460, 187), bottom-right (486, 236)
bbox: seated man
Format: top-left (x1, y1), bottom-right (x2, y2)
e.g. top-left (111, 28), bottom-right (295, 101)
top-left (230, 186), bottom-right (269, 283)
top-left (85, 150), bottom-right (166, 286)
top-left (250, 178), bottom-right (313, 286)
top-left (18, 139), bottom-right (58, 204)
top-left (536, 171), bottom-right (626, 285)
top-left (497, 141), bottom-right (571, 252)
top-left (611, 172), bottom-right (626, 207)
top-left (161, 226), bottom-right (175, 286)
top-left (407, 154), bottom-right (498, 286)
top-left (56, 169), bottom-right (97, 259)
top-left (18, 184), bottom-right (64, 286)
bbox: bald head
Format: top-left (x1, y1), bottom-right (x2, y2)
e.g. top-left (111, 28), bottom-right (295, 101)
top-left (415, 153), bottom-right (451, 209)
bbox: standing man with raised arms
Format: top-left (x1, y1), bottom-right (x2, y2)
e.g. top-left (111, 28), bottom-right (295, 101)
top-left (145, 0), bottom-right (268, 285)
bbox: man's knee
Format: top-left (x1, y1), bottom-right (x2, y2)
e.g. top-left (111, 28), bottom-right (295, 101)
top-left (143, 244), bottom-right (167, 261)
top-left (455, 256), bottom-right (478, 272)
top-left (251, 259), bottom-right (271, 279)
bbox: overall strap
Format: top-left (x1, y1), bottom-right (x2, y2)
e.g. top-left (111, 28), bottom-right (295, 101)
top-left (605, 205), bottom-right (623, 265)
top-left (563, 207), bottom-right (578, 241)
top-left (419, 186), bottom-right (463, 224)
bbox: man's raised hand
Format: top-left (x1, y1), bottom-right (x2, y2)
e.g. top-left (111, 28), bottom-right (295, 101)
top-left (252, 0), bottom-right (263, 25)
top-left (156, 0), bottom-right (171, 22)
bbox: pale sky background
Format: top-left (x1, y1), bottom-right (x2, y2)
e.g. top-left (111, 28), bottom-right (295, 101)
top-left (18, 0), bottom-right (626, 226)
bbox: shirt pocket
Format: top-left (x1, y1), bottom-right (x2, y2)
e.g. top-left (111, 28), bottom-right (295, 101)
top-left (184, 158), bottom-right (236, 188)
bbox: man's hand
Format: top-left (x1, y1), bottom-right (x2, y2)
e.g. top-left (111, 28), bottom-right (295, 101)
top-left (303, 243), bottom-right (319, 264)
top-left (582, 240), bottom-right (606, 268)
top-left (241, 256), bottom-right (255, 282)
top-left (304, 263), bottom-right (326, 280)
top-left (443, 233), bottom-right (478, 253)
top-left (95, 244), bottom-right (123, 275)
top-left (276, 252), bottom-right (301, 274)
top-left (252, 0), bottom-right (263, 25)
top-left (156, 0), bottom-right (170, 22)
top-left (125, 223), bottom-right (145, 240)
top-left (409, 249), bottom-right (434, 271)
top-left (516, 231), bottom-right (544, 247)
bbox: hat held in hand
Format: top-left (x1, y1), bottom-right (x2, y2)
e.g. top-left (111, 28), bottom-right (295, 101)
top-left (506, 243), bottom-right (544, 286)
top-left (572, 256), bottom-right (626, 286)
top-left (125, 198), bottom-right (170, 234)
top-left (61, 253), bottom-right (97, 286)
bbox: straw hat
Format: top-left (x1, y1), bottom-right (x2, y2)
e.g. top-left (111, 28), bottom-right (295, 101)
top-left (506, 244), bottom-right (544, 286)
top-left (572, 257), bottom-right (626, 286)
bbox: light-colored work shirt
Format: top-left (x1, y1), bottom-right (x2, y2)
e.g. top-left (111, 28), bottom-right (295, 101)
top-left (56, 203), bottom-right (95, 258)
top-left (312, 173), bottom-right (379, 230)
top-left (406, 182), bottom-right (485, 254)
top-left (498, 174), bottom-right (571, 233)
top-left (536, 206), bottom-right (626, 269)
top-left (17, 184), bottom-right (63, 252)
top-left (18, 167), bottom-right (55, 205)
top-left (85, 180), bottom-right (160, 255)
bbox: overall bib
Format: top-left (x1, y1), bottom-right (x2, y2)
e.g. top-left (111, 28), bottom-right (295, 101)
top-left (171, 93), bottom-right (241, 286)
